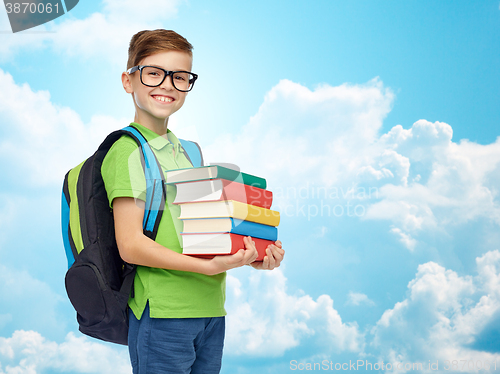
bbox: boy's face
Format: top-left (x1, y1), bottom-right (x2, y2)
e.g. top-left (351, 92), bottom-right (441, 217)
top-left (122, 50), bottom-right (193, 130)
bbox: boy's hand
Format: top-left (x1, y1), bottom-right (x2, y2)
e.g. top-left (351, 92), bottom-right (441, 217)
top-left (208, 236), bottom-right (258, 274)
top-left (249, 240), bottom-right (284, 270)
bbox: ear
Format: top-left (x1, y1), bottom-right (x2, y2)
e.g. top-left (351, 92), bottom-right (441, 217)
top-left (122, 72), bottom-right (133, 94)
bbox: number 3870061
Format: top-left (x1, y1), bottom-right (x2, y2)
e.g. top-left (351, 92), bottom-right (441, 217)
top-left (5, 2), bottom-right (60, 14)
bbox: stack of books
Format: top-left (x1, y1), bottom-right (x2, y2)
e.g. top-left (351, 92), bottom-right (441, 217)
top-left (166, 165), bottom-right (280, 261)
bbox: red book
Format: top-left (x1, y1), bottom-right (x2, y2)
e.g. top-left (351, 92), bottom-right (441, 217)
top-left (173, 178), bottom-right (273, 209)
top-left (181, 233), bottom-right (275, 261)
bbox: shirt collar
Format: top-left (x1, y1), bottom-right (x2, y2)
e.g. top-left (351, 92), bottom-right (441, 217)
top-left (130, 122), bottom-right (181, 151)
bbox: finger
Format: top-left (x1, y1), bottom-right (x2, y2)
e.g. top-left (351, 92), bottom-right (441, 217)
top-left (271, 244), bottom-right (285, 260)
top-left (241, 237), bottom-right (254, 258)
top-left (250, 250), bottom-right (259, 264)
top-left (266, 246), bottom-right (276, 269)
top-left (243, 236), bottom-right (256, 250)
top-left (268, 245), bottom-right (283, 268)
top-left (239, 238), bottom-right (256, 262)
top-left (274, 240), bottom-right (282, 248)
top-left (261, 253), bottom-right (270, 270)
top-left (272, 244), bottom-right (285, 261)
top-left (243, 253), bottom-right (257, 266)
top-left (248, 237), bottom-right (258, 263)
top-left (248, 243), bottom-right (258, 263)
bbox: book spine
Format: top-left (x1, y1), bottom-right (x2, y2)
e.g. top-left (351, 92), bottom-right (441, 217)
top-left (222, 180), bottom-right (273, 209)
top-left (229, 219), bottom-right (278, 241)
top-left (184, 233), bottom-right (273, 261)
top-left (216, 166), bottom-right (267, 189)
top-left (231, 201), bottom-right (281, 226)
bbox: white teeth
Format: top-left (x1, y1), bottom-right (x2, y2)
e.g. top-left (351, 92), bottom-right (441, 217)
top-left (154, 96), bottom-right (172, 103)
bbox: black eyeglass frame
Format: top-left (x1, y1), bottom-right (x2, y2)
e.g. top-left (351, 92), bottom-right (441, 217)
top-left (127, 65), bottom-right (198, 92)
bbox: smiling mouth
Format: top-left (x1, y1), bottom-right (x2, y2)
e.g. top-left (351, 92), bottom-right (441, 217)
top-left (152, 95), bottom-right (174, 103)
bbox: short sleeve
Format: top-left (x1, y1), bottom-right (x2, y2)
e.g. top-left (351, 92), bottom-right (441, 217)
top-left (101, 136), bottom-right (147, 207)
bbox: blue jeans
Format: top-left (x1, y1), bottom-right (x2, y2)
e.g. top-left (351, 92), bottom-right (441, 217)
top-left (128, 303), bottom-right (225, 374)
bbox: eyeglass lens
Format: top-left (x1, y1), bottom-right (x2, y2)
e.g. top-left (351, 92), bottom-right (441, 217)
top-left (141, 66), bottom-right (195, 91)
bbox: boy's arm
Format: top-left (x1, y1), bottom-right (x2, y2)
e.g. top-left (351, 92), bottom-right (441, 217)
top-left (113, 196), bottom-right (258, 276)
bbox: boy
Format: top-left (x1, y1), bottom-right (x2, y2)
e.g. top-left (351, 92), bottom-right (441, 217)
top-left (101, 29), bottom-right (284, 374)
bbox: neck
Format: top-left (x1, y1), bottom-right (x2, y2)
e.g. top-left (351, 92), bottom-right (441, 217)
top-left (134, 114), bottom-right (169, 136)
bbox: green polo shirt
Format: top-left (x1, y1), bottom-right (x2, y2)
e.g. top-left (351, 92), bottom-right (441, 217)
top-left (101, 122), bottom-right (226, 319)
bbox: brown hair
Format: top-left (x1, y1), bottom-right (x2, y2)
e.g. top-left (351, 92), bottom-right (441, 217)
top-left (127, 29), bottom-right (193, 70)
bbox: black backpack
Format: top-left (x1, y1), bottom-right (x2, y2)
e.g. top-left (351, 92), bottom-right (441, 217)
top-left (61, 125), bottom-right (203, 345)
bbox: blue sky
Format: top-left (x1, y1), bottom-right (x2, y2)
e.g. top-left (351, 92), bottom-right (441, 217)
top-left (1, 1), bottom-right (500, 373)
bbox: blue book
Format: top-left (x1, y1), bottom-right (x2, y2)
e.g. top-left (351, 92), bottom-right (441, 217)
top-left (181, 218), bottom-right (278, 241)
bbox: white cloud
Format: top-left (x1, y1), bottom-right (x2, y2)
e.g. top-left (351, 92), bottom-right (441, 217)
top-left (0, 10), bottom-right (50, 62)
top-left (1, 0), bottom-right (184, 65)
top-left (0, 330), bottom-right (131, 374)
top-left (346, 291), bottom-right (376, 307)
top-left (211, 79), bottom-right (379, 186)
top-left (0, 68), bottom-right (125, 187)
top-left (204, 79), bottom-right (500, 250)
top-left (225, 270), bottom-right (364, 357)
top-left (370, 250), bottom-right (500, 372)
top-left (365, 121), bottom-right (500, 248)
top-left (390, 226), bottom-right (417, 252)
top-left (49, 12), bottom-right (133, 67)
top-left (0, 262), bottom-right (67, 340)
top-left (204, 78), bottom-right (394, 189)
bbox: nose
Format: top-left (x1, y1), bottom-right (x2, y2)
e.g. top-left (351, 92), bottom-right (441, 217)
top-left (160, 73), bottom-right (175, 90)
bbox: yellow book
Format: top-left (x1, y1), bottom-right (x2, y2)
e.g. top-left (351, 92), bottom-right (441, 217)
top-left (178, 200), bottom-right (280, 226)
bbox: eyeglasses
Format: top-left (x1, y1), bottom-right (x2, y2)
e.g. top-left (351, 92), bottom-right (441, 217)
top-left (127, 65), bottom-right (198, 92)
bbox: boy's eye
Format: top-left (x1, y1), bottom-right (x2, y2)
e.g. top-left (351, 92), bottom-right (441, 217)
top-left (173, 74), bottom-right (187, 81)
top-left (143, 67), bottom-right (164, 78)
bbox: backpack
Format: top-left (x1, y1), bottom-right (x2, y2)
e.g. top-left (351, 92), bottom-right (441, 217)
top-left (61, 125), bottom-right (203, 345)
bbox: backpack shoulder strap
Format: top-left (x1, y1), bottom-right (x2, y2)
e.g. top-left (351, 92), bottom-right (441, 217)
top-left (61, 172), bottom-right (75, 268)
top-left (119, 126), bottom-right (165, 239)
top-left (179, 139), bottom-right (204, 167)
